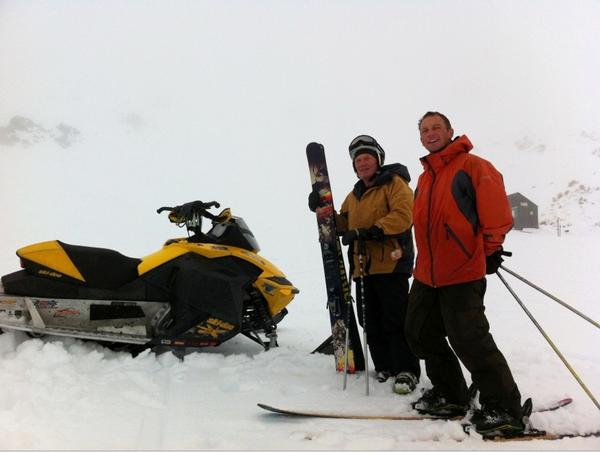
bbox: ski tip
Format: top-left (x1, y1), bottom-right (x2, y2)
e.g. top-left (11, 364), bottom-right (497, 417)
top-left (257, 403), bottom-right (280, 414)
top-left (306, 142), bottom-right (324, 151)
top-left (556, 397), bottom-right (573, 408)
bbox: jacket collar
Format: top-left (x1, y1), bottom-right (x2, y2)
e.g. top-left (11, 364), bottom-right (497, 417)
top-left (420, 135), bottom-right (473, 171)
top-left (353, 163), bottom-right (411, 199)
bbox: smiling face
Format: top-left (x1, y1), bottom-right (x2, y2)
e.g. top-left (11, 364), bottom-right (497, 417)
top-left (419, 114), bottom-right (454, 153)
top-left (354, 152), bottom-right (379, 184)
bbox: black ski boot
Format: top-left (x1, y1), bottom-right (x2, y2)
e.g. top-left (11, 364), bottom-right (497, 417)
top-left (471, 398), bottom-right (529, 437)
top-left (412, 387), bottom-right (468, 418)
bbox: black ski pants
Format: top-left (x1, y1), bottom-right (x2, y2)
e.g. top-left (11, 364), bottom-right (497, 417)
top-left (355, 273), bottom-right (420, 378)
top-left (406, 278), bottom-right (521, 416)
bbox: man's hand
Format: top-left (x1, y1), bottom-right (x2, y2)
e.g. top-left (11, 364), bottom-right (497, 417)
top-left (486, 248), bottom-right (512, 274)
top-left (341, 225), bottom-right (384, 245)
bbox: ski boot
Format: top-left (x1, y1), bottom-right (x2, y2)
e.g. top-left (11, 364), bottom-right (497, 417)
top-left (471, 398), bottom-right (530, 438)
top-left (412, 387), bottom-right (469, 418)
top-left (393, 372), bottom-right (418, 395)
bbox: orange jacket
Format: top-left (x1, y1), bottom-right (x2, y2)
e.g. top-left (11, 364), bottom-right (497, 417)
top-left (412, 135), bottom-right (513, 287)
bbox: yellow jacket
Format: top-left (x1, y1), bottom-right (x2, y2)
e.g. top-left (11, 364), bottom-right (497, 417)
top-left (337, 164), bottom-right (415, 278)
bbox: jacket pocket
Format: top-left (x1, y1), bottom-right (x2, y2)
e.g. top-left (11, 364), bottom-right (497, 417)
top-left (444, 223), bottom-right (472, 258)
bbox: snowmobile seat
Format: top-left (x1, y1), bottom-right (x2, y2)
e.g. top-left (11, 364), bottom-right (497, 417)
top-left (56, 241), bottom-right (142, 289)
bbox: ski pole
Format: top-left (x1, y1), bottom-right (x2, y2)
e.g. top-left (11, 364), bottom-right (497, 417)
top-left (500, 265), bottom-right (600, 330)
top-left (343, 270), bottom-right (351, 390)
top-left (342, 243), bottom-right (353, 390)
top-left (343, 321), bottom-right (350, 390)
top-left (357, 238), bottom-right (369, 396)
top-left (496, 271), bottom-right (600, 411)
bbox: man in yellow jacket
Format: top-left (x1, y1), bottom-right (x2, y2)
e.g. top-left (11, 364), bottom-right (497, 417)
top-left (311, 135), bottom-right (420, 394)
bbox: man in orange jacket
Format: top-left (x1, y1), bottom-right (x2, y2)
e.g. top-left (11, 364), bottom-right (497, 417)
top-left (406, 112), bottom-right (524, 436)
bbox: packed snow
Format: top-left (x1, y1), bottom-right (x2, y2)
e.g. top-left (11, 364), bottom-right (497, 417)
top-left (0, 229), bottom-right (599, 450)
top-left (1, 0), bottom-right (600, 450)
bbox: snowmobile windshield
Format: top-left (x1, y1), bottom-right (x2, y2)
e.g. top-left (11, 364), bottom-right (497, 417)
top-left (208, 217), bottom-right (260, 252)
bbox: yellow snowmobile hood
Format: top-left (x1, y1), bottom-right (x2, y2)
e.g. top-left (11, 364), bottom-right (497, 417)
top-left (139, 241), bottom-right (298, 315)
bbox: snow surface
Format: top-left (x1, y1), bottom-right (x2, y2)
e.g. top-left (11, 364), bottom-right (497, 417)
top-left (1, 229), bottom-right (599, 450)
top-left (1, 0), bottom-right (600, 450)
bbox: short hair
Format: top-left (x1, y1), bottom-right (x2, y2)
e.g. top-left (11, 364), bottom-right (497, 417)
top-left (418, 111), bottom-right (452, 130)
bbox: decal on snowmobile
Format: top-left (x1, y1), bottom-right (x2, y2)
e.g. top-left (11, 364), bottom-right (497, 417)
top-left (197, 318), bottom-right (236, 339)
top-left (53, 308), bottom-right (81, 318)
top-left (34, 299), bottom-right (58, 309)
top-left (38, 269), bottom-right (64, 279)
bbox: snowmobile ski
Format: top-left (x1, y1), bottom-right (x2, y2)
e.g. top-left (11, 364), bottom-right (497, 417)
top-left (306, 142), bottom-right (364, 372)
top-left (257, 397), bottom-right (571, 421)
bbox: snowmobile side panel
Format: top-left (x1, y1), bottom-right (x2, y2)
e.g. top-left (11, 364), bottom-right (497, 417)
top-left (0, 291), bottom-right (164, 342)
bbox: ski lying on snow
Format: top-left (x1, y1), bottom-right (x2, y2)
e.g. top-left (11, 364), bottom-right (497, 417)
top-left (257, 403), bottom-right (461, 420)
top-left (258, 398), bottom-right (599, 442)
top-left (257, 398), bottom-right (571, 421)
top-left (471, 428), bottom-right (600, 442)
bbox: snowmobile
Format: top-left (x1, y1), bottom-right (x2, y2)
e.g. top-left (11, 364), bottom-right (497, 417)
top-left (0, 200), bottom-right (298, 352)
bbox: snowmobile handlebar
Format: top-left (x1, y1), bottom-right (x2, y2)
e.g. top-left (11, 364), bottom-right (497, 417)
top-left (157, 200), bottom-right (222, 223)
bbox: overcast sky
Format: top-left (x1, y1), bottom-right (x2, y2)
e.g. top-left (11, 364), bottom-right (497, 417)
top-left (1, 0), bottom-right (599, 271)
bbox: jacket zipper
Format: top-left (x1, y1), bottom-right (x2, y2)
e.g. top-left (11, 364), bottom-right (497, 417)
top-left (444, 223), bottom-right (473, 258)
top-left (426, 163), bottom-right (436, 287)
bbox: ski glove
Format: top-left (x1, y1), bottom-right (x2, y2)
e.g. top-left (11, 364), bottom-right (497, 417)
top-left (341, 225), bottom-right (384, 245)
top-left (486, 248), bottom-right (512, 274)
top-left (308, 190), bottom-right (322, 212)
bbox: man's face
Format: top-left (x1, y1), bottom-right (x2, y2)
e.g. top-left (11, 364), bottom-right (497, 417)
top-left (354, 153), bottom-right (379, 182)
top-left (419, 115), bottom-right (453, 153)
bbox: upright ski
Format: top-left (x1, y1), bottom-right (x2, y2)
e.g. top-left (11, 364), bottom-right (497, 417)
top-left (306, 142), bottom-right (364, 373)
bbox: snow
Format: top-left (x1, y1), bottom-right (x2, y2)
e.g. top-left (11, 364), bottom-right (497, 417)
top-left (3, 229), bottom-right (599, 450)
top-left (1, 0), bottom-right (600, 450)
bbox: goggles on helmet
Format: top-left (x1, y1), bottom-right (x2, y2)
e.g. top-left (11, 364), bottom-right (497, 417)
top-left (348, 135), bottom-right (385, 165)
top-left (349, 134), bottom-right (376, 152)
